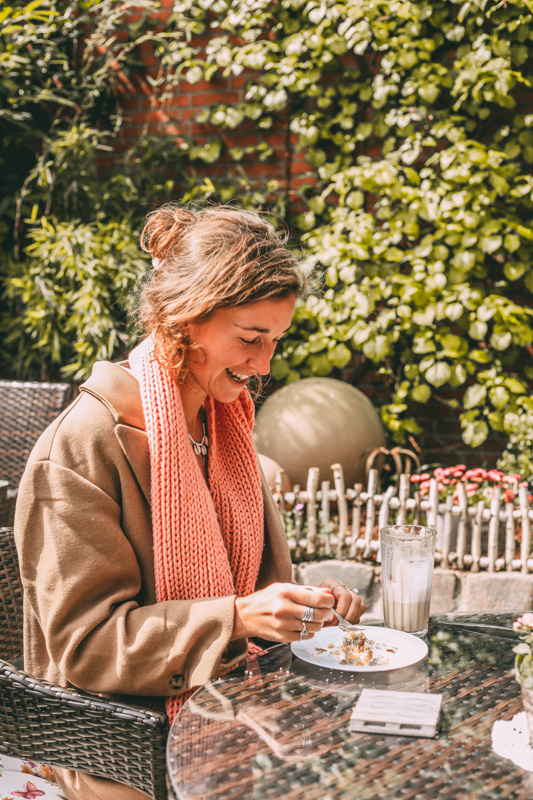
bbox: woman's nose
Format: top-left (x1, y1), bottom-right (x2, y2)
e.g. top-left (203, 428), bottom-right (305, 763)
top-left (248, 345), bottom-right (275, 376)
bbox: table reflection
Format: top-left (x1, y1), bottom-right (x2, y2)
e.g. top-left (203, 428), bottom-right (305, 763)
top-left (168, 613), bottom-right (528, 800)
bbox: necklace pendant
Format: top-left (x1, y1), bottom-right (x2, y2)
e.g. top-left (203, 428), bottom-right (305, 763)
top-left (188, 415), bottom-right (209, 461)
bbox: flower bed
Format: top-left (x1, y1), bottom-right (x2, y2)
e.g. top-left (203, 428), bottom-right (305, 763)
top-left (273, 465), bottom-right (533, 573)
top-left (411, 465), bottom-right (532, 507)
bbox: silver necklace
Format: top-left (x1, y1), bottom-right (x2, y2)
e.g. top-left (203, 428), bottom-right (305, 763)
top-left (188, 416), bottom-right (209, 459)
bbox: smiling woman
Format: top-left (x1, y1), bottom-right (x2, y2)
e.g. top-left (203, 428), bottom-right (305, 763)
top-left (187, 299), bottom-right (295, 407)
top-left (14, 202), bottom-right (366, 800)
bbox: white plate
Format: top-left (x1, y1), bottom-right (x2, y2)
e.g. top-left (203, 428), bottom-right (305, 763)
top-left (290, 626), bottom-right (428, 672)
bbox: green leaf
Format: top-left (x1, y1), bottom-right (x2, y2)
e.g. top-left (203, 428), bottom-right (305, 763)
top-left (449, 363), bottom-right (467, 387)
top-left (424, 362), bottom-right (452, 388)
top-left (469, 320), bottom-right (488, 340)
top-left (439, 333), bottom-right (466, 358)
top-left (271, 354), bottom-right (290, 381)
top-left (462, 419), bottom-right (489, 448)
top-left (463, 384), bottom-right (488, 409)
top-left (490, 330), bottom-right (512, 351)
top-left (504, 262), bottom-right (527, 281)
top-left (487, 410), bottom-right (505, 432)
top-left (452, 251), bottom-right (476, 271)
top-left (412, 333), bottom-right (436, 354)
top-left (411, 383), bottom-right (431, 403)
top-left (289, 343), bottom-right (310, 366)
top-left (328, 343), bottom-right (352, 368)
top-left (352, 327), bottom-right (371, 346)
top-left (469, 349), bottom-right (492, 364)
top-left (504, 234), bottom-right (521, 253)
top-left (362, 334), bottom-right (391, 361)
top-left (489, 386), bottom-right (510, 410)
top-left (308, 352), bottom-right (334, 376)
top-left (308, 334), bottom-right (329, 353)
top-left (412, 307), bottom-right (435, 326)
top-left (505, 377), bottom-right (527, 394)
top-left (446, 303), bottom-right (464, 321)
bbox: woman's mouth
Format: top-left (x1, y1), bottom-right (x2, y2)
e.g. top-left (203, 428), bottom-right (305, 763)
top-left (226, 368), bottom-right (249, 383)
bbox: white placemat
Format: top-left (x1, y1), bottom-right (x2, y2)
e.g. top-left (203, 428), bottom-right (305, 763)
top-left (492, 711), bottom-right (533, 771)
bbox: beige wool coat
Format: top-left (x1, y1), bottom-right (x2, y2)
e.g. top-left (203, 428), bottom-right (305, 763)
top-left (14, 360), bottom-right (293, 800)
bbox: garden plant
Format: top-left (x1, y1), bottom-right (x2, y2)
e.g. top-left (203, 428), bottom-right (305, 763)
top-left (162, 0), bottom-right (533, 452)
top-left (2, 0), bottom-right (533, 458)
top-left (0, 0), bottom-right (222, 381)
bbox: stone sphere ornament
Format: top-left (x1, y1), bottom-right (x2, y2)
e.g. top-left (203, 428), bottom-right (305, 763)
top-left (257, 453), bottom-right (292, 494)
top-left (254, 377), bottom-right (387, 489)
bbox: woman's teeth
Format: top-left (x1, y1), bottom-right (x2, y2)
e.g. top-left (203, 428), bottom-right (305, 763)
top-left (227, 369), bottom-right (248, 383)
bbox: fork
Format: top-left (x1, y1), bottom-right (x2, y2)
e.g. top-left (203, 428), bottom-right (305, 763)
top-left (331, 608), bottom-right (363, 632)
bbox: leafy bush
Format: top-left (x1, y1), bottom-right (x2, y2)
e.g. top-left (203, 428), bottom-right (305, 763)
top-left (498, 404), bottom-right (533, 484)
top-left (163, 0), bottom-right (533, 450)
top-left (3, 0), bottom-right (533, 460)
top-left (0, 0), bottom-right (200, 380)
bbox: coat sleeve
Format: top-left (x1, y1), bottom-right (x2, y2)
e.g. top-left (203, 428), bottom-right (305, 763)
top-left (14, 395), bottom-right (246, 699)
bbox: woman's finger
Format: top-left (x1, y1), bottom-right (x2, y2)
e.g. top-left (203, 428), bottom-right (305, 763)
top-left (317, 579), bottom-right (366, 624)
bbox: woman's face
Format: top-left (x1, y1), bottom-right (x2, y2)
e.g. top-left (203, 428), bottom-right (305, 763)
top-left (186, 296), bottom-right (296, 403)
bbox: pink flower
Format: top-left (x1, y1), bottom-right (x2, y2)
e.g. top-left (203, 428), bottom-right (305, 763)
top-left (515, 613), bottom-right (533, 630)
top-left (487, 470), bottom-right (503, 482)
top-left (464, 470), bottom-right (483, 482)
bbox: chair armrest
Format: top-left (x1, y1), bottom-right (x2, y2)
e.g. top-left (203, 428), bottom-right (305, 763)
top-left (0, 659), bottom-right (169, 800)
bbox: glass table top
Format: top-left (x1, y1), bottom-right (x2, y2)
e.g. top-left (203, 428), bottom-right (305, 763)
top-left (167, 612), bottom-right (533, 800)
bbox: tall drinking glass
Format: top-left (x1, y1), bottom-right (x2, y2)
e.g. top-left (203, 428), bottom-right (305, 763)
top-left (379, 525), bottom-right (437, 637)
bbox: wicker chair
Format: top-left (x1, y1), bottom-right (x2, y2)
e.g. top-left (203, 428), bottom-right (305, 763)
top-left (0, 380), bottom-right (72, 526)
top-left (0, 527), bottom-right (170, 800)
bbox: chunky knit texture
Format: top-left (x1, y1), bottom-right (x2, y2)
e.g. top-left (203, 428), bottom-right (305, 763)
top-left (129, 336), bottom-right (264, 723)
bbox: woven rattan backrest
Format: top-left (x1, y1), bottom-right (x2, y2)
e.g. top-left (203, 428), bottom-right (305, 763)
top-left (0, 380), bottom-right (71, 487)
top-left (0, 526), bottom-right (170, 800)
top-left (0, 527), bottom-right (23, 661)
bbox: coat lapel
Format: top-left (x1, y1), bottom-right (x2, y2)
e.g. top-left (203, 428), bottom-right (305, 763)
top-left (80, 361), bottom-right (151, 505)
top-left (115, 425), bottom-right (151, 506)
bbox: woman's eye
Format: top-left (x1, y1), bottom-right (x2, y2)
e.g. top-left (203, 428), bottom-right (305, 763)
top-left (240, 338), bottom-right (260, 346)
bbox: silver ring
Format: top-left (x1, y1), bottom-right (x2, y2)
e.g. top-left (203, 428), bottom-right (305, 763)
top-left (300, 621), bottom-right (308, 639)
top-left (349, 587), bottom-right (359, 595)
top-left (302, 605), bottom-right (314, 623)
top-left (331, 583), bottom-right (348, 592)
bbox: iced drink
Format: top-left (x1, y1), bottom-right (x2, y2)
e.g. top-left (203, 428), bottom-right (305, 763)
top-left (380, 525), bottom-right (437, 637)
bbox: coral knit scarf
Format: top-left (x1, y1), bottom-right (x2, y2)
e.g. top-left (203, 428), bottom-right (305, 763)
top-left (129, 336), bottom-right (264, 723)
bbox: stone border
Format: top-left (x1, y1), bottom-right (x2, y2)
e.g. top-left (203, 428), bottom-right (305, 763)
top-left (294, 559), bottom-right (533, 620)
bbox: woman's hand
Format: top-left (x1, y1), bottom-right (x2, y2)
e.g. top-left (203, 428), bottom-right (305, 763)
top-left (232, 582), bottom-right (335, 643)
top-left (318, 578), bottom-right (366, 627)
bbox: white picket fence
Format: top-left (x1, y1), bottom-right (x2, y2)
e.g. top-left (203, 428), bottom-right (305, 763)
top-left (271, 465), bottom-right (533, 573)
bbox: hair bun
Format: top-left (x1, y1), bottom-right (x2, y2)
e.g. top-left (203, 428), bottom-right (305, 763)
top-left (141, 205), bottom-right (196, 262)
